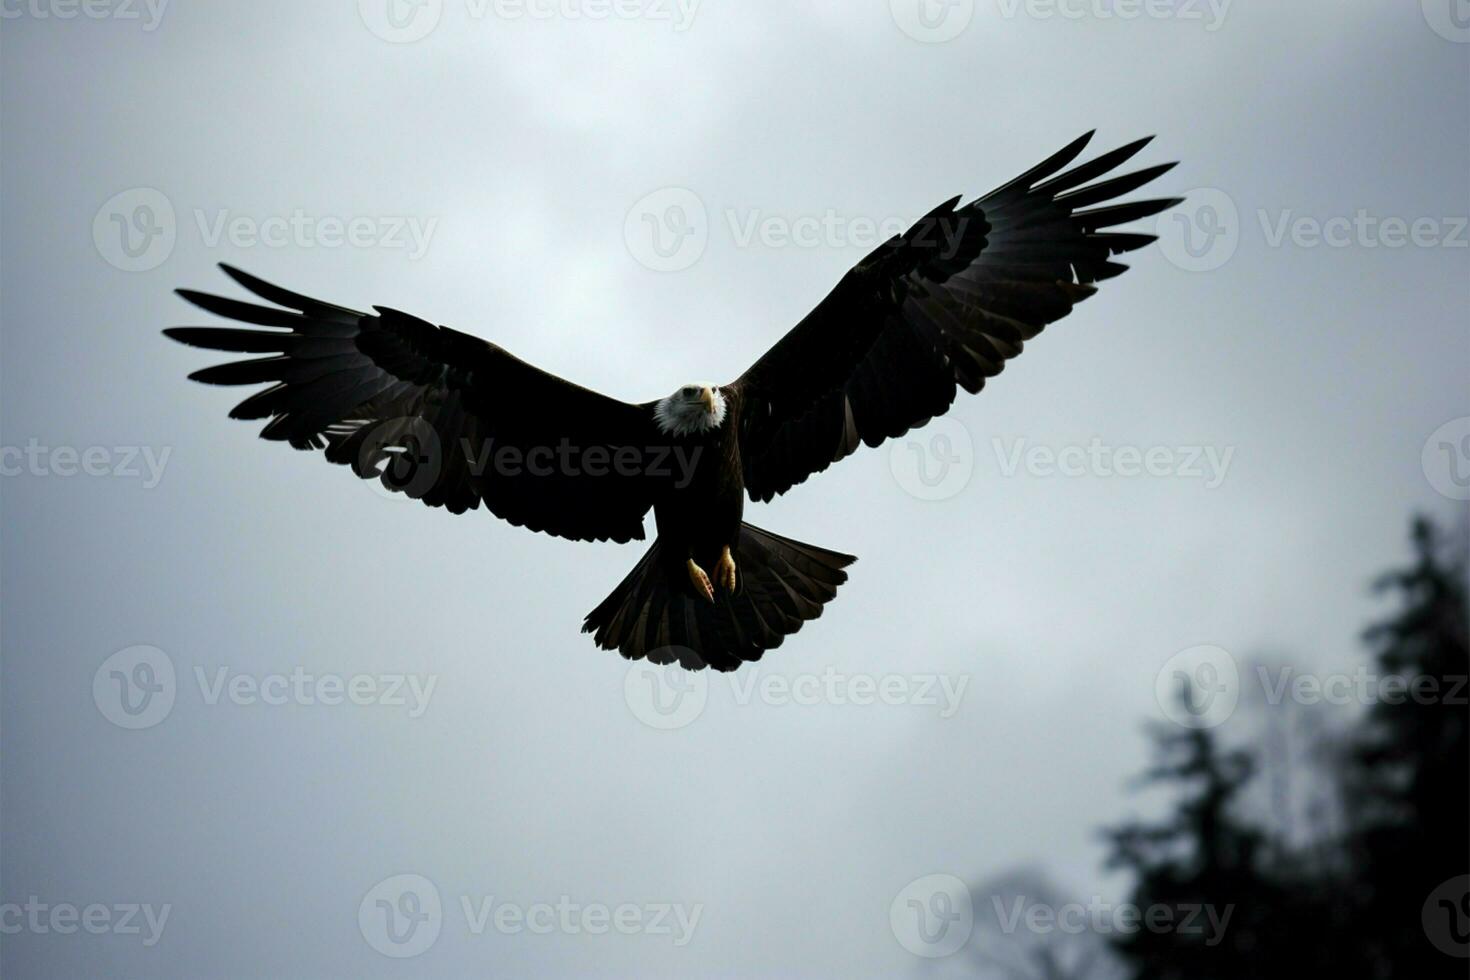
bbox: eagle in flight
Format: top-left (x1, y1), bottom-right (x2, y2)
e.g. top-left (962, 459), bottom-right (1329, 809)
top-left (167, 132), bottom-right (1180, 671)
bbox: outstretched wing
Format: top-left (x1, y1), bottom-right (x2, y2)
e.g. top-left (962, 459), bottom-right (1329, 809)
top-left (731, 132), bottom-right (1182, 503)
top-left (166, 265), bottom-right (661, 543)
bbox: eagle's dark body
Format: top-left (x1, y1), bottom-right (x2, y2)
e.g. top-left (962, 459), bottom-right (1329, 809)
top-left (581, 387), bottom-right (858, 671)
top-left (165, 132), bottom-right (1181, 671)
top-left (652, 395), bottom-right (744, 572)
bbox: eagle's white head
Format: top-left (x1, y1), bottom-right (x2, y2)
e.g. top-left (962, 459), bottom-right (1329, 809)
top-left (653, 383), bottom-right (727, 437)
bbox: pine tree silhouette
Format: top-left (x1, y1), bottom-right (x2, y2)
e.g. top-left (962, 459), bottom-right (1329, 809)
top-left (1104, 514), bottom-right (1467, 978)
top-left (1341, 515), bottom-right (1469, 976)
top-left (1104, 693), bottom-right (1272, 978)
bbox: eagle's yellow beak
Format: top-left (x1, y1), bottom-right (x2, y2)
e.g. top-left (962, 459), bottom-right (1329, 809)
top-left (700, 387), bottom-right (717, 412)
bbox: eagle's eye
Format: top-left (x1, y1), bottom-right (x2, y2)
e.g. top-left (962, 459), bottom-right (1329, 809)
top-left (681, 386), bottom-right (698, 397)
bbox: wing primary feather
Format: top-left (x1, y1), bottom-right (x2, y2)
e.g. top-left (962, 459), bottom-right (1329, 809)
top-left (217, 263), bottom-right (361, 318)
top-left (1054, 162), bottom-right (1179, 209)
top-left (981, 130), bottom-right (1096, 199)
top-left (1075, 197), bottom-right (1186, 228)
top-left (1032, 136), bottom-right (1156, 195)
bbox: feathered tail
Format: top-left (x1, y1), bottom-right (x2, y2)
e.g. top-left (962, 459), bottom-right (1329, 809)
top-left (583, 523), bottom-right (856, 671)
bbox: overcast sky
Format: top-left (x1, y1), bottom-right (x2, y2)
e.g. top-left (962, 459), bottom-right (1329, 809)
top-left (3, 1), bottom-right (1467, 976)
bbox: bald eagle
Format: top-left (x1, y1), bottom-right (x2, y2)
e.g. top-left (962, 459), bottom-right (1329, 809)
top-left (166, 132), bottom-right (1180, 671)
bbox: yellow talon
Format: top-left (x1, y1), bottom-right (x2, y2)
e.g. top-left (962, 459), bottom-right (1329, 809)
top-left (687, 559), bottom-right (714, 602)
top-left (715, 545), bottom-right (737, 593)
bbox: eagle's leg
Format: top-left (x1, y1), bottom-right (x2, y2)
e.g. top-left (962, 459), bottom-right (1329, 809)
top-left (686, 558), bottom-right (715, 603)
top-left (714, 545), bottom-right (737, 593)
